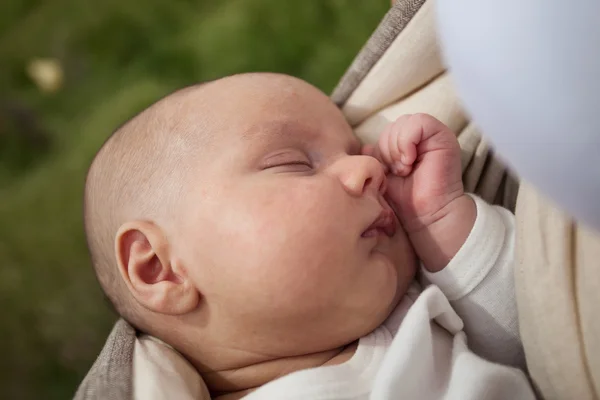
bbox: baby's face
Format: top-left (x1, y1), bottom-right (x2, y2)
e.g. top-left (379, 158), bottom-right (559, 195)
top-left (171, 75), bottom-right (416, 356)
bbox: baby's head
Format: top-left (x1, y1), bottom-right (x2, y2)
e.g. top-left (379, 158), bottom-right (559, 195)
top-left (84, 73), bottom-right (416, 369)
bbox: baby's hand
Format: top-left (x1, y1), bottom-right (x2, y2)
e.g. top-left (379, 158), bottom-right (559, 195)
top-left (363, 113), bottom-right (463, 232)
top-left (363, 114), bottom-right (475, 272)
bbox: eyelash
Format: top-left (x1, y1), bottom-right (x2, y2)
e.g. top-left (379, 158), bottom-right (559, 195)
top-left (262, 151), bottom-right (313, 170)
top-left (268, 160), bottom-right (313, 172)
top-left (281, 160), bottom-right (312, 167)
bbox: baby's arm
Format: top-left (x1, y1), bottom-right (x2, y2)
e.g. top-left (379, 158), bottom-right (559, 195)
top-left (407, 194), bottom-right (475, 273)
top-left (367, 114), bottom-right (524, 368)
top-left (421, 196), bottom-right (525, 369)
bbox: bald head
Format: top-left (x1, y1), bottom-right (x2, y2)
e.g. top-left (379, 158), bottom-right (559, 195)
top-left (84, 73), bottom-right (333, 326)
top-left (84, 81), bottom-right (212, 323)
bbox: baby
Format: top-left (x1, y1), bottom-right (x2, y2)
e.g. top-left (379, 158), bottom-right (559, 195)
top-left (84, 73), bottom-right (535, 399)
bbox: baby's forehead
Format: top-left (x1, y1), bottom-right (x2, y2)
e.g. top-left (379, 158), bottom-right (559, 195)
top-left (241, 119), bottom-right (322, 143)
top-left (236, 114), bottom-right (360, 152)
top-left (163, 74), bottom-right (358, 153)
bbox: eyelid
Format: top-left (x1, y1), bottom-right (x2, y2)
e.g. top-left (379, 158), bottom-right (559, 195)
top-left (261, 150), bottom-right (312, 169)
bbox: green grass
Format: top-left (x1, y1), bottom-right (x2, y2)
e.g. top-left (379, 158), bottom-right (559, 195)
top-left (0, 1), bottom-right (388, 398)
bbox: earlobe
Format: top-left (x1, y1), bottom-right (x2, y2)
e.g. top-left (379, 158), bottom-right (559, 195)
top-left (115, 221), bottom-right (200, 315)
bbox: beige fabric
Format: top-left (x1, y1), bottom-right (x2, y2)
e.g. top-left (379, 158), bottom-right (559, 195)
top-left (342, 0), bottom-right (443, 126)
top-left (353, 73), bottom-right (467, 143)
top-left (515, 184), bottom-right (600, 400)
top-left (133, 336), bottom-right (210, 400)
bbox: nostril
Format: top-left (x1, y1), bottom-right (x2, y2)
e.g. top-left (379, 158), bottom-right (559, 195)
top-left (363, 175), bottom-right (386, 194)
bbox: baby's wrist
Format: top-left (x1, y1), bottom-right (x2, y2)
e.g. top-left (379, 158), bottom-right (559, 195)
top-left (406, 194), bottom-right (476, 272)
top-left (400, 187), bottom-right (465, 235)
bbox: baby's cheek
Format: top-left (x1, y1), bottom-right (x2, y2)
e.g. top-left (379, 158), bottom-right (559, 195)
top-left (228, 181), bottom-right (351, 302)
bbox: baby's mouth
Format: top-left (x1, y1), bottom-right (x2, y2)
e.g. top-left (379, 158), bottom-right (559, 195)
top-left (362, 209), bottom-right (397, 238)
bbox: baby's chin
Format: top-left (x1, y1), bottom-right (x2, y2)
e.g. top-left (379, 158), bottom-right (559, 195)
top-left (360, 266), bottom-right (408, 334)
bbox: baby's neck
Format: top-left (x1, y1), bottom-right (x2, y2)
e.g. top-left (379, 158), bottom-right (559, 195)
top-left (199, 341), bottom-right (358, 399)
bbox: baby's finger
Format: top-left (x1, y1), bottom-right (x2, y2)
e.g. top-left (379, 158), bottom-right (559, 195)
top-left (394, 117), bottom-right (420, 167)
top-left (386, 122), bottom-right (408, 176)
top-left (387, 126), bottom-right (405, 176)
top-left (385, 115), bottom-right (414, 176)
top-left (388, 124), bottom-right (402, 162)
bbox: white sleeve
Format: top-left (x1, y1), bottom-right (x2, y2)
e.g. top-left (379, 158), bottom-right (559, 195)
top-left (420, 194), bottom-right (525, 369)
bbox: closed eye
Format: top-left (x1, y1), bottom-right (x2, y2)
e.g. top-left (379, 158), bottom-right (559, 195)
top-left (266, 160), bottom-right (313, 172)
top-left (277, 161), bottom-right (311, 167)
top-left (261, 150), bottom-right (313, 172)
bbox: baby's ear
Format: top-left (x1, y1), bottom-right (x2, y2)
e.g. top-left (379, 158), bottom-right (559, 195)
top-left (115, 221), bottom-right (199, 315)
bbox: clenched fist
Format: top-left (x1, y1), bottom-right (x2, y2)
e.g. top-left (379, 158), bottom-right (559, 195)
top-left (362, 113), bottom-right (463, 233)
top-left (363, 113), bottom-right (475, 272)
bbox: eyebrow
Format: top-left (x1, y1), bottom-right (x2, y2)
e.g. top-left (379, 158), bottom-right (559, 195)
top-left (242, 120), bottom-right (316, 142)
top-left (242, 119), bottom-right (362, 153)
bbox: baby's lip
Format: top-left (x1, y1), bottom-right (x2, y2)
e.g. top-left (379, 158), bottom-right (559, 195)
top-left (362, 209), bottom-right (397, 238)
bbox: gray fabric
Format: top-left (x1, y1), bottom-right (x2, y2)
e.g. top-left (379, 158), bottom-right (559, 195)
top-left (458, 123), bottom-right (519, 212)
top-left (330, 0), bottom-right (427, 106)
top-left (74, 319), bottom-right (136, 400)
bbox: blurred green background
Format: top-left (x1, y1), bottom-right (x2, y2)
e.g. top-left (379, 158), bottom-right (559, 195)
top-left (0, 0), bottom-right (388, 398)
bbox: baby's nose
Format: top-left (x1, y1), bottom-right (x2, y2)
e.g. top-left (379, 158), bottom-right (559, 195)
top-left (340, 155), bottom-right (387, 197)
